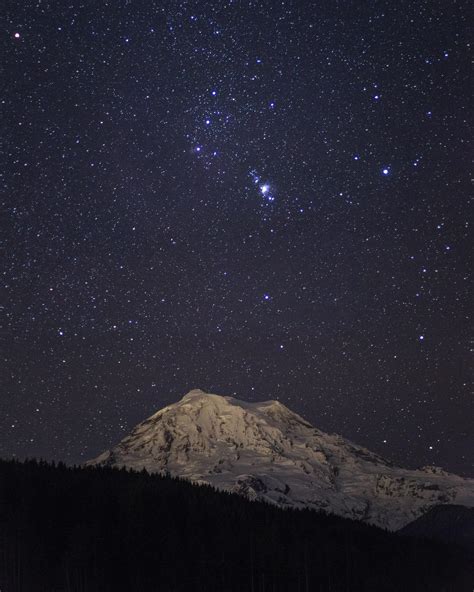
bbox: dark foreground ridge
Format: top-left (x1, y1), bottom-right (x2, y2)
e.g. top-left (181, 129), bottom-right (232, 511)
top-left (0, 459), bottom-right (472, 592)
top-left (399, 504), bottom-right (474, 552)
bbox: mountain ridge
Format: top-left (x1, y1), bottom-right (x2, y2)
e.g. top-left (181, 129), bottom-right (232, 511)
top-left (87, 389), bottom-right (474, 530)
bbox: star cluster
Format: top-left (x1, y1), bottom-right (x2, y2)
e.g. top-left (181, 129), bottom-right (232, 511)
top-left (1, 1), bottom-right (472, 474)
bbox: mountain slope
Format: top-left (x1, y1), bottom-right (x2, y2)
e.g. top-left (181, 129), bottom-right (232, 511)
top-left (399, 504), bottom-right (474, 551)
top-left (88, 389), bottom-right (474, 530)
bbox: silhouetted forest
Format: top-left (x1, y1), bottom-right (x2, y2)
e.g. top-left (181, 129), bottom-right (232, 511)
top-left (0, 459), bottom-right (472, 591)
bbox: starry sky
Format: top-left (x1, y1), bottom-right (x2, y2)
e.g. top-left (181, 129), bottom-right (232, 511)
top-left (2, 1), bottom-right (472, 475)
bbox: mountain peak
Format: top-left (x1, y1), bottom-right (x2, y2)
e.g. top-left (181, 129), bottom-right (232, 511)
top-left (181, 389), bottom-right (291, 410)
top-left (180, 388), bottom-right (241, 406)
top-left (179, 389), bottom-right (295, 418)
top-left (181, 388), bottom-right (212, 400)
top-left (88, 389), bottom-right (474, 531)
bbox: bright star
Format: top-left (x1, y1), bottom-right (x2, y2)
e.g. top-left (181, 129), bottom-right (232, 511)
top-left (249, 170), bottom-right (259, 183)
top-left (382, 168), bottom-right (390, 175)
top-left (260, 184), bottom-right (269, 195)
top-left (14, 32), bottom-right (20, 38)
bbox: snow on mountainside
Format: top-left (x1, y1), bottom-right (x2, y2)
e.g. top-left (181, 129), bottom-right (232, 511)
top-left (87, 389), bottom-right (474, 530)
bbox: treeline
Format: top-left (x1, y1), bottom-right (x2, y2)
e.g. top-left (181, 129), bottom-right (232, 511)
top-left (0, 459), bottom-right (471, 591)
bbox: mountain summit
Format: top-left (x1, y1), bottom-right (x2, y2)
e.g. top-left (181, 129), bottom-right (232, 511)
top-left (88, 389), bottom-right (474, 530)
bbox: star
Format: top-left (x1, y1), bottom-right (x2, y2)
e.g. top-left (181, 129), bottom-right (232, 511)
top-left (249, 170), bottom-right (260, 184)
top-left (2, 0), bottom-right (469, 486)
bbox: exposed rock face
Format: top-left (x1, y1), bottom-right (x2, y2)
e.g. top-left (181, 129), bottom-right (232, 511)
top-left (87, 389), bottom-right (474, 530)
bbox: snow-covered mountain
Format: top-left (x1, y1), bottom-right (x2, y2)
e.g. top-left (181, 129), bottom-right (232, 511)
top-left (87, 389), bottom-right (474, 530)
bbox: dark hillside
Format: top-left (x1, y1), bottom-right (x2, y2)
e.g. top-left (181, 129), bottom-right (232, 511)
top-left (399, 504), bottom-right (474, 551)
top-left (0, 459), bottom-right (471, 591)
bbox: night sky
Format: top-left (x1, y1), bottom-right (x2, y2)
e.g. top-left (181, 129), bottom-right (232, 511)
top-left (2, 1), bottom-right (472, 475)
